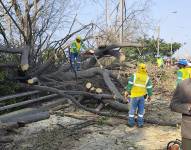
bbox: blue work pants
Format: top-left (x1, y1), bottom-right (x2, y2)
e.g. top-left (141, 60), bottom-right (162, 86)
top-left (128, 96), bottom-right (145, 127)
top-left (70, 52), bottom-right (80, 71)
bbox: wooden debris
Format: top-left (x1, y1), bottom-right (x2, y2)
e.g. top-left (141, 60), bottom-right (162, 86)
top-left (95, 88), bottom-right (103, 94)
top-left (85, 82), bottom-right (92, 89)
top-left (90, 87), bottom-right (95, 92)
top-left (0, 108), bottom-right (50, 124)
top-left (95, 103), bottom-right (104, 112)
top-left (0, 90), bottom-right (39, 102)
top-left (0, 94), bottom-right (57, 111)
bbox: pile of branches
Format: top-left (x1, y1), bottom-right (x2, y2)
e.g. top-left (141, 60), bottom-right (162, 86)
top-left (0, 42), bottom-right (180, 132)
top-left (26, 44), bottom-right (137, 115)
top-left (1, 44), bottom-right (141, 116)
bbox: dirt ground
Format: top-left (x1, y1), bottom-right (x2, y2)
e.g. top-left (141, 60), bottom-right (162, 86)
top-left (1, 99), bottom-right (181, 150)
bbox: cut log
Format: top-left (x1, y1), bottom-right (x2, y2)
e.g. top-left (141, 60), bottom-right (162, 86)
top-left (20, 46), bottom-right (29, 71)
top-left (85, 82), bottom-right (92, 89)
top-left (103, 71), bottom-right (125, 101)
top-left (0, 108), bottom-right (44, 122)
top-left (0, 90), bottom-right (39, 102)
top-left (0, 108), bottom-right (49, 124)
top-left (0, 94), bottom-right (57, 111)
top-left (17, 112), bottom-right (50, 124)
top-left (95, 88), bottom-right (103, 94)
top-left (90, 87), bottom-right (95, 92)
top-left (27, 77), bottom-right (39, 84)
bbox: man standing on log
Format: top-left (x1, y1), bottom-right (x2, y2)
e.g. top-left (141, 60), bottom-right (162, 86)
top-left (170, 76), bottom-right (191, 150)
top-left (124, 63), bottom-right (153, 127)
top-left (70, 36), bottom-right (87, 71)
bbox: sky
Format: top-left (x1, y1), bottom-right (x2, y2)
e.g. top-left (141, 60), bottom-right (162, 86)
top-left (151, 0), bottom-right (191, 57)
top-left (74, 0), bottom-right (191, 56)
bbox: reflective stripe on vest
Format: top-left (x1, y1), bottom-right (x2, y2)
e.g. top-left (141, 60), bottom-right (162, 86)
top-left (133, 73), bottom-right (149, 88)
top-left (71, 41), bottom-right (81, 53)
top-left (179, 68), bottom-right (189, 80)
top-left (130, 73), bottom-right (149, 98)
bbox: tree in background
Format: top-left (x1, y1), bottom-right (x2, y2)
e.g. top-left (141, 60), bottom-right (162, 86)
top-left (123, 38), bottom-right (181, 61)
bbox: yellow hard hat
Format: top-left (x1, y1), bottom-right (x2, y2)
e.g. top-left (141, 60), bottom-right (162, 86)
top-left (76, 36), bottom-right (81, 40)
top-left (137, 63), bottom-right (147, 73)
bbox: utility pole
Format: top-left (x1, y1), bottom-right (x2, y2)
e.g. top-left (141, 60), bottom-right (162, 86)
top-left (119, 0), bottom-right (124, 43)
top-left (170, 38), bottom-right (173, 64)
top-left (157, 26), bottom-right (160, 56)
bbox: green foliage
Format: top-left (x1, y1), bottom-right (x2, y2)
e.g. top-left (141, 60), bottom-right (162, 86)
top-left (0, 53), bottom-right (20, 96)
top-left (143, 38), bottom-right (181, 56)
top-left (123, 38), bottom-right (181, 61)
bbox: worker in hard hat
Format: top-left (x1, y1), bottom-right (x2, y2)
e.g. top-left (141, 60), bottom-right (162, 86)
top-left (156, 56), bottom-right (164, 68)
top-left (124, 63), bottom-right (153, 127)
top-left (176, 59), bottom-right (189, 85)
top-left (70, 36), bottom-right (87, 71)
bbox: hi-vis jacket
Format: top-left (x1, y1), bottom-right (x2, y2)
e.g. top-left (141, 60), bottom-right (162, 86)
top-left (176, 68), bottom-right (190, 84)
top-left (125, 73), bottom-right (153, 98)
top-left (157, 58), bottom-right (164, 67)
top-left (70, 40), bottom-right (86, 53)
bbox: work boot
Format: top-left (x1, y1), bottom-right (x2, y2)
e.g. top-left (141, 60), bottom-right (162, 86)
top-left (137, 116), bottom-right (144, 127)
top-left (128, 117), bottom-right (135, 127)
top-left (137, 125), bottom-right (143, 128)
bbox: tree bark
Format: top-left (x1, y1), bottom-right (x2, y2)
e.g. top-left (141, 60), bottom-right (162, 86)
top-left (0, 94), bottom-right (58, 112)
top-left (0, 90), bottom-right (39, 102)
top-left (0, 108), bottom-right (49, 124)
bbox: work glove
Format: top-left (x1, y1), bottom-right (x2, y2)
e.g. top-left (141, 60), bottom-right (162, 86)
top-left (124, 91), bottom-right (129, 99)
top-left (123, 91), bottom-right (130, 103)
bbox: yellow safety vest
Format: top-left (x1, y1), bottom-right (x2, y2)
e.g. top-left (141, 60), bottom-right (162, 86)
top-left (130, 73), bottom-right (149, 98)
top-left (179, 68), bottom-right (190, 80)
top-left (70, 41), bottom-right (81, 53)
top-left (157, 58), bottom-right (163, 67)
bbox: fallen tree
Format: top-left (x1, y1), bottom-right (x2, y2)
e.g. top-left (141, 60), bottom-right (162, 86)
top-left (1, 43), bottom-right (137, 115)
top-left (0, 42), bottom-right (180, 128)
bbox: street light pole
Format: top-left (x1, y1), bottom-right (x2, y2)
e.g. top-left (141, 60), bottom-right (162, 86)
top-left (157, 26), bottom-right (160, 56)
top-left (156, 11), bottom-right (177, 57)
